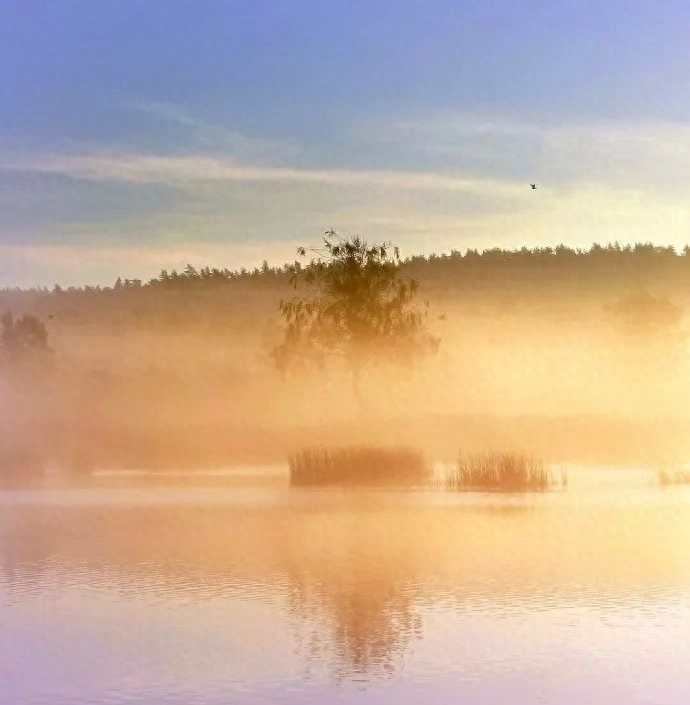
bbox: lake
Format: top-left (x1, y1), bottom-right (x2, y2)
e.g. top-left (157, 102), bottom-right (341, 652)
top-left (1, 467), bottom-right (690, 704)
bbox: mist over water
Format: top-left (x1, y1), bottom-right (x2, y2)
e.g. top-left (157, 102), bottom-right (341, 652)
top-left (3, 248), bottom-right (690, 472)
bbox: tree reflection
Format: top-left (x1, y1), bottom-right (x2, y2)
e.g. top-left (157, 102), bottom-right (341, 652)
top-left (2, 489), bottom-right (690, 684)
top-left (284, 552), bottom-right (422, 679)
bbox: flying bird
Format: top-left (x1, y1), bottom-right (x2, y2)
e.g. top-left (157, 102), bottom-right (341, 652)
top-left (530, 183), bottom-right (537, 190)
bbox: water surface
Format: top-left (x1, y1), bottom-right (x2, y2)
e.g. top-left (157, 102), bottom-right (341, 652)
top-left (2, 467), bottom-right (690, 704)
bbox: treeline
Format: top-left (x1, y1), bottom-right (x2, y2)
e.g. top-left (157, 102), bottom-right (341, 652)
top-left (1, 242), bottom-right (688, 297)
top-left (405, 242), bottom-right (690, 284)
top-left (2, 242), bottom-right (690, 330)
top-left (1, 260), bottom-right (294, 296)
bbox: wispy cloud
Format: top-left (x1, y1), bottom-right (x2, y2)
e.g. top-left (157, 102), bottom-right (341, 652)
top-left (129, 101), bottom-right (302, 163)
top-left (359, 113), bottom-right (690, 191)
top-left (0, 151), bottom-right (526, 198)
top-left (8, 114), bottom-right (690, 197)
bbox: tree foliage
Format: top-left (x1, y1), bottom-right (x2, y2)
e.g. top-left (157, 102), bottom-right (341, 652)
top-left (273, 231), bottom-right (439, 386)
top-left (0, 311), bottom-right (53, 370)
top-left (609, 289), bottom-right (682, 338)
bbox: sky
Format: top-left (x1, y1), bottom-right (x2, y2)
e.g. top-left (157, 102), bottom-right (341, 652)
top-left (3, 1), bottom-right (690, 286)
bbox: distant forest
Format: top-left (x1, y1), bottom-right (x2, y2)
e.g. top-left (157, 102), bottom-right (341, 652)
top-left (1, 242), bottom-right (688, 293)
top-left (0, 243), bottom-right (690, 334)
top-left (114, 241), bottom-right (690, 292)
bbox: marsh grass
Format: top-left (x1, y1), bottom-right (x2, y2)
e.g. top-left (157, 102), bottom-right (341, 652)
top-left (658, 467), bottom-right (690, 486)
top-left (449, 450), bottom-right (557, 491)
top-left (288, 446), bottom-right (429, 486)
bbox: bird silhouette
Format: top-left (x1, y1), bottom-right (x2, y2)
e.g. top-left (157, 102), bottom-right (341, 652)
top-left (530, 183), bottom-right (537, 190)
top-left (48, 314), bottom-right (55, 320)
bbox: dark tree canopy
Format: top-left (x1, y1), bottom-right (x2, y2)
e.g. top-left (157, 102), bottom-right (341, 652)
top-left (609, 289), bottom-right (681, 337)
top-left (1, 312), bottom-right (53, 370)
top-left (274, 232), bottom-right (439, 387)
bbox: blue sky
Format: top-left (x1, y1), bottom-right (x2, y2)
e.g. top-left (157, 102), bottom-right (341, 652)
top-left (2, 1), bottom-right (690, 285)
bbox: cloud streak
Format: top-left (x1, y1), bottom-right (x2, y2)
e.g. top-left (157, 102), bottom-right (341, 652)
top-left (0, 151), bottom-right (526, 198)
top-left (7, 115), bottom-right (690, 199)
top-left (128, 101), bottom-right (303, 162)
top-left (362, 114), bottom-right (690, 191)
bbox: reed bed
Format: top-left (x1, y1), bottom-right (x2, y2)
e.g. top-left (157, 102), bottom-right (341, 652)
top-left (288, 446), bottom-right (429, 486)
top-left (449, 451), bottom-right (557, 491)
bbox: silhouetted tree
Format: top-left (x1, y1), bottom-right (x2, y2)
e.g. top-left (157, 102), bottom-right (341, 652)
top-left (609, 289), bottom-right (681, 337)
top-left (274, 231), bottom-right (439, 402)
top-left (0, 311), bottom-right (53, 371)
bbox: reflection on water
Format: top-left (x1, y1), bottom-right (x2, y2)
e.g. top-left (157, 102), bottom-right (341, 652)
top-left (2, 468), bottom-right (690, 704)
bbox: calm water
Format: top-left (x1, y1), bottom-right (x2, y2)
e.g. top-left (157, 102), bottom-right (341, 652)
top-left (2, 467), bottom-right (690, 704)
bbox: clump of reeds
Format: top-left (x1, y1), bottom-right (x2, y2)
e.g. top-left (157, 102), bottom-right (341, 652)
top-left (659, 467), bottom-right (690, 486)
top-left (449, 450), bottom-right (556, 491)
top-left (288, 446), bottom-right (429, 487)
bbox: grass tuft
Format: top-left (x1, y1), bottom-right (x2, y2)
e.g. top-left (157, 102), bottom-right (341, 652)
top-left (659, 467), bottom-right (690, 486)
top-left (449, 450), bottom-right (558, 491)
